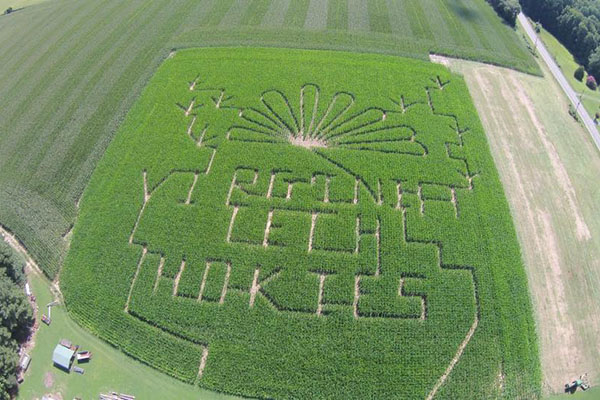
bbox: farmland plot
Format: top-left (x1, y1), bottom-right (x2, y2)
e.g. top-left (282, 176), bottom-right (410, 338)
top-left (0, 0), bottom-right (539, 281)
top-left (62, 48), bottom-right (540, 399)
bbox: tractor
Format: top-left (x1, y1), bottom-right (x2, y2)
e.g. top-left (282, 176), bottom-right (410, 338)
top-left (565, 374), bottom-right (590, 393)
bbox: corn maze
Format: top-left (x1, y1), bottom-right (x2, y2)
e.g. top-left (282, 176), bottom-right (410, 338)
top-left (61, 48), bottom-right (539, 399)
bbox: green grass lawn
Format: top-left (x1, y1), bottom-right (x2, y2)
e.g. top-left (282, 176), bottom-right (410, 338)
top-left (0, 0), bottom-right (538, 280)
top-left (546, 387), bottom-right (600, 400)
top-left (536, 23), bottom-right (600, 118)
top-left (0, 0), bottom-right (48, 11)
top-left (18, 271), bottom-right (238, 400)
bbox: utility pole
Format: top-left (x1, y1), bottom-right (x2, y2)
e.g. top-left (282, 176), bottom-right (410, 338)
top-left (576, 88), bottom-right (585, 113)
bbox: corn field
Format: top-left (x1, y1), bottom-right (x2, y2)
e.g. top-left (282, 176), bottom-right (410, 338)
top-left (61, 48), bottom-right (541, 399)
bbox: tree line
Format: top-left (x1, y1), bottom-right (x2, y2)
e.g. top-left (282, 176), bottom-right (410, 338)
top-left (0, 241), bottom-right (33, 400)
top-left (521, 0), bottom-right (600, 80)
top-left (487, 0), bottom-right (521, 26)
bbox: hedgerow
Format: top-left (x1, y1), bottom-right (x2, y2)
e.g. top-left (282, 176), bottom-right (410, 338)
top-left (61, 48), bottom-right (540, 399)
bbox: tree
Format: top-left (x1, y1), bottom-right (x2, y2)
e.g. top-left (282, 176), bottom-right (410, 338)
top-left (0, 243), bottom-right (30, 400)
top-left (587, 75), bottom-right (597, 89)
top-left (0, 276), bottom-right (33, 341)
top-left (0, 241), bottom-right (24, 285)
top-left (522, 1), bottom-right (600, 72)
top-left (575, 65), bottom-right (585, 80)
top-left (588, 46), bottom-right (600, 80)
top-left (0, 328), bottom-right (18, 400)
top-left (487, 0), bottom-right (520, 26)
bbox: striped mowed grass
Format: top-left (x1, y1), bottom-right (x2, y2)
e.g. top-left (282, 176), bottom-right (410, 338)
top-left (0, 0), bottom-right (537, 281)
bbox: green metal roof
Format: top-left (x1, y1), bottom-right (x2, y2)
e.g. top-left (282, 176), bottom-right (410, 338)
top-left (52, 344), bottom-right (74, 369)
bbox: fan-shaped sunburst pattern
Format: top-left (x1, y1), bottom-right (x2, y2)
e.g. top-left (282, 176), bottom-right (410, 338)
top-left (227, 84), bottom-right (426, 155)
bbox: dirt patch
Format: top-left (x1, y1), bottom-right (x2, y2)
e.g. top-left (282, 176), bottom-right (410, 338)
top-left (197, 347), bottom-right (209, 379)
top-left (226, 206), bottom-right (238, 243)
top-left (352, 276), bottom-right (360, 319)
top-left (206, 148), bottom-right (216, 174)
top-left (249, 268), bottom-right (260, 307)
top-left (172, 260), bottom-right (186, 297)
top-left (316, 274), bottom-right (325, 316)
top-left (429, 54), bottom-right (451, 67)
top-left (308, 212), bottom-right (318, 252)
top-left (125, 247), bottom-right (146, 312)
top-left (262, 210), bottom-right (273, 247)
top-left (185, 172), bottom-right (198, 205)
top-left (198, 262), bottom-right (211, 302)
top-left (43, 372), bottom-right (54, 388)
top-left (154, 256), bottom-right (165, 293)
top-left (266, 172), bottom-right (275, 199)
top-left (289, 135), bottom-right (327, 149)
top-left (374, 219), bottom-right (381, 277)
top-left (219, 262), bottom-right (231, 304)
top-left (426, 315), bottom-right (478, 400)
top-left (40, 393), bottom-right (63, 400)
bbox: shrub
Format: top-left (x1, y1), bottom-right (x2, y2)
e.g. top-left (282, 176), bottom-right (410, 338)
top-left (588, 47), bottom-right (600, 81)
top-left (4, 7), bottom-right (12, 15)
top-left (535, 23), bottom-right (541, 33)
top-left (569, 104), bottom-right (580, 121)
top-left (595, 111), bottom-right (600, 119)
top-left (587, 75), bottom-right (597, 90)
top-left (0, 242), bottom-right (25, 286)
top-left (575, 66), bottom-right (585, 81)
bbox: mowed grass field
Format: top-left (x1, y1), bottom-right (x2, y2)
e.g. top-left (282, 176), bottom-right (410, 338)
top-left (535, 24), bottom-right (600, 118)
top-left (442, 57), bottom-right (600, 394)
top-left (0, 0), bottom-right (47, 11)
top-left (0, 0), bottom-right (539, 279)
top-left (61, 47), bottom-right (540, 399)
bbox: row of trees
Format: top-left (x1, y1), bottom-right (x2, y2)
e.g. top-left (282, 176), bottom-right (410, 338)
top-left (487, 0), bottom-right (521, 26)
top-left (0, 241), bottom-right (33, 400)
top-left (520, 0), bottom-right (600, 79)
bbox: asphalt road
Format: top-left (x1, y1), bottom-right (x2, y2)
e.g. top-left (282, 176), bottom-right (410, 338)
top-left (519, 12), bottom-right (600, 152)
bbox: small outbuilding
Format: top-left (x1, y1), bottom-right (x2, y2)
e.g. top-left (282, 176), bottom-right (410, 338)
top-left (76, 350), bottom-right (92, 362)
top-left (52, 344), bottom-right (75, 371)
top-left (20, 353), bottom-right (31, 371)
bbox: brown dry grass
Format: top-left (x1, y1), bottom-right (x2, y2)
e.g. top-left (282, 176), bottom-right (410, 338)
top-left (434, 55), bottom-right (600, 394)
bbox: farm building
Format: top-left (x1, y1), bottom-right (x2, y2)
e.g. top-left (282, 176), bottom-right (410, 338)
top-left (52, 344), bottom-right (75, 371)
top-left (19, 353), bottom-right (31, 371)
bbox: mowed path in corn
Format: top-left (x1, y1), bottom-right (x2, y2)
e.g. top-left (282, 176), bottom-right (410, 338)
top-left (0, 0), bottom-right (537, 278)
top-left (439, 56), bottom-right (600, 395)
